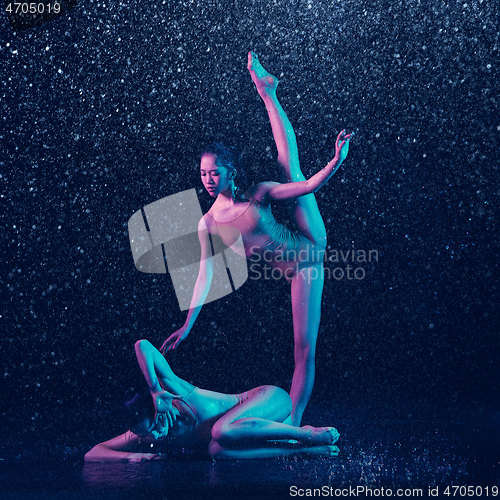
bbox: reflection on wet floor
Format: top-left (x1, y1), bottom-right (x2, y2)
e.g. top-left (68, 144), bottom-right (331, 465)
top-left (2, 401), bottom-right (499, 499)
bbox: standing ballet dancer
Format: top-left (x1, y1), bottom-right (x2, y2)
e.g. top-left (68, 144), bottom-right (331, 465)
top-left (161, 52), bottom-right (353, 425)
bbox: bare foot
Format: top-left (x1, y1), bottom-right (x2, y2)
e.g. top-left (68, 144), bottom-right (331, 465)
top-left (301, 425), bottom-right (340, 445)
top-left (247, 51), bottom-right (278, 96)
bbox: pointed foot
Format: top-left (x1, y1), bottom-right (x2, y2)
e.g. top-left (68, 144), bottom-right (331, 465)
top-left (247, 51), bottom-right (279, 95)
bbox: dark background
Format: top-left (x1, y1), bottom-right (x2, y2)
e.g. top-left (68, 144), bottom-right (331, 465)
top-left (1, 0), bottom-right (499, 446)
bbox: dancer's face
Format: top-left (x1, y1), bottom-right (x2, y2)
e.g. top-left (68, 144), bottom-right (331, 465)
top-left (200, 154), bottom-right (232, 197)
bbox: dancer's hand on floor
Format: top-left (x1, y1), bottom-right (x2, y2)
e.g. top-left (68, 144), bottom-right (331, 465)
top-left (126, 453), bottom-right (165, 462)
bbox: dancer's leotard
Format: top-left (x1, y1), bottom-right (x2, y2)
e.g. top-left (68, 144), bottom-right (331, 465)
top-left (180, 387), bottom-right (249, 427)
top-left (168, 387), bottom-right (248, 445)
top-left (206, 198), bottom-right (323, 275)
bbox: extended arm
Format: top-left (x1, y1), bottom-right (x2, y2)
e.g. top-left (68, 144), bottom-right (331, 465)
top-left (268, 130), bottom-right (354, 201)
top-left (135, 339), bottom-right (195, 438)
top-left (160, 216), bottom-right (215, 353)
top-left (84, 431), bottom-right (161, 463)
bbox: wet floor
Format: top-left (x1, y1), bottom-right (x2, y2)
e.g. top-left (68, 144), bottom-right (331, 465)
top-left (2, 400), bottom-right (499, 500)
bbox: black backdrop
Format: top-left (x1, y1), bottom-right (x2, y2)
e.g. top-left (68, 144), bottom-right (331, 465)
top-left (1, 0), bottom-right (499, 442)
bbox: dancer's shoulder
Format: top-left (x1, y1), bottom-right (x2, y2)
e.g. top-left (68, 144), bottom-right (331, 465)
top-left (247, 182), bottom-right (281, 204)
top-left (200, 212), bottom-right (217, 226)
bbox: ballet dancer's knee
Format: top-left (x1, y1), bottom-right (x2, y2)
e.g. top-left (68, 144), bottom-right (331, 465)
top-left (296, 263), bottom-right (326, 285)
top-left (211, 418), bottom-right (257, 445)
top-left (134, 339), bottom-right (152, 355)
top-left (294, 342), bottom-right (316, 367)
top-left (208, 439), bottom-right (225, 459)
top-left (211, 420), bottom-right (230, 443)
top-left (313, 231), bottom-right (327, 253)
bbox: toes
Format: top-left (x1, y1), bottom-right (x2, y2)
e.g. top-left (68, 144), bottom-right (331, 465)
top-left (247, 51), bottom-right (259, 69)
top-left (329, 428), bottom-right (340, 444)
top-left (329, 445), bottom-right (340, 457)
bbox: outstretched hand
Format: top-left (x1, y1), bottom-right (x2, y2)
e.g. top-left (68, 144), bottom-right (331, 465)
top-left (126, 452), bottom-right (166, 462)
top-left (160, 326), bottom-right (190, 355)
top-left (335, 129), bottom-right (354, 163)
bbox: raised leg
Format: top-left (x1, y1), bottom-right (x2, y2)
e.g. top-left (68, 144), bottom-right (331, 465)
top-left (209, 385), bottom-right (339, 459)
top-left (247, 51), bottom-right (327, 247)
top-left (248, 53), bottom-right (328, 425)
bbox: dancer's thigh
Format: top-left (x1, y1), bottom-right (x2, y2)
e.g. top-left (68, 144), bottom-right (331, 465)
top-left (217, 385), bottom-right (292, 427)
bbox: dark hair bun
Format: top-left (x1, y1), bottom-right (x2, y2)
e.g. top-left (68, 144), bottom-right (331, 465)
top-left (202, 142), bottom-right (241, 173)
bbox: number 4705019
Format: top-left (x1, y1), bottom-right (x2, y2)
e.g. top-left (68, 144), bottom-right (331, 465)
top-left (444, 486), bottom-right (498, 497)
top-left (6, 3), bottom-right (61, 15)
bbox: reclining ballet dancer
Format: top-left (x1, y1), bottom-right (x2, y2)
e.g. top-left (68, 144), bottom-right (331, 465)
top-left (84, 340), bottom-right (340, 462)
